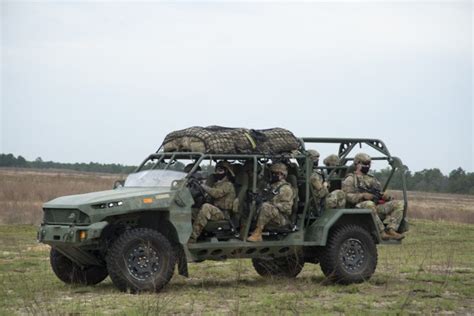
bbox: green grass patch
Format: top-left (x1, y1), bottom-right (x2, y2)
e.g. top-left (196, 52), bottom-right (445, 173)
top-left (0, 219), bottom-right (473, 314)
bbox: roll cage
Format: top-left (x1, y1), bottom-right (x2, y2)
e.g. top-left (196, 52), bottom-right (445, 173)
top-left (137, 137), bottom-right (408, 237)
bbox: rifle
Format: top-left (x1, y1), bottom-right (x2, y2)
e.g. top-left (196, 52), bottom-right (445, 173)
top-left (248, 187), bottom-right (277, 207)
top-left (248, 183), bottom-right (291, 221)
top-left (357, 185), bottom-right (390, 205)
top-left (186, 174), bottom-right (207, 206)
top-left (247, 185), bottom-right (281, 221)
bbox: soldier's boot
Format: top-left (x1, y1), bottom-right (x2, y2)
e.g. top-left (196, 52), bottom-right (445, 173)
top-left (188, 224), bottom-right (204, 244)
top-left (247, 225), bottom-right (264, 242)
top-left (382, 228), bottom-right (404, 241)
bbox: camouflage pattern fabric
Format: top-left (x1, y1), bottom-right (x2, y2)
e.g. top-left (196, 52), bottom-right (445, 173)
top-left (190, 204), bottom-right (225, 240)
top-left (256, 202), bottom-right (289, 227)
top-left (326, 189), bottom-right (346, 209)
top-left (256, 180), bottom-right (293, 227)
top-left (323, 154), bottom-right (340, 167)
top-left (310, 171), bottom-right (328, 200)
top-left (190, 178), bottom-right (236, 240)
top-left (162, 126), bottom-right (300, 154)
top-left (355, 201), bottom-right (385, 232)
top-left (375, 200), bottom-right (404, 231)
top-left (342, 173), bottom-right (404, 231)
top-left (342, 173), bottom-right (382, 206)
top-left (202, 178), bottom-right (236, 211)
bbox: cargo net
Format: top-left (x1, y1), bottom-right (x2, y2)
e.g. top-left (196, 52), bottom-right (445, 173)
top-left (162, 126), bottom-right (301, 155)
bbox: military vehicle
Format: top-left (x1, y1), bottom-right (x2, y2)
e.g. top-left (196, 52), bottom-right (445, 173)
top-left (38, 137), bottom-right (408, 293)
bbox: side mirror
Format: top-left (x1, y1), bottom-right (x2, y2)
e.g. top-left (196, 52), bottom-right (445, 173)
top-left (113, 180), bottom-right (125, 189)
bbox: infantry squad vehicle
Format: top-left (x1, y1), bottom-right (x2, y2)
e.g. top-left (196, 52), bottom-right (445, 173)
top-left (38, 137), bottom-right (409, 292)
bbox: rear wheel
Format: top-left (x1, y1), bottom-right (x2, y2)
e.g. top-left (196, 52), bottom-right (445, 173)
top-left (50, 248), bottom-right (108, 285)
top-left (319, 224), bottom-right (377, 284)
top-left (252, 254), bottom-right (304, 278)
top-left (106, 228), bottom-right (176, 293)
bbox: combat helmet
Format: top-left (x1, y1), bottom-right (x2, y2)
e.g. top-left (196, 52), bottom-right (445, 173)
top-left (307, 149), bottom-right (320, 162)
top-left (270, 163), bottom-right (288, 177)
top-left (323, 154), bottom-right (340, 167)
top-left (215, 161), bottom-right (235, 177)
top-left (354, 153), bottom-right (371, 165)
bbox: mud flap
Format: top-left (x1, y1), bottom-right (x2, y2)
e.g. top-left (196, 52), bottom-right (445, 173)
top-left (173, 244), bottom-right (189, 277)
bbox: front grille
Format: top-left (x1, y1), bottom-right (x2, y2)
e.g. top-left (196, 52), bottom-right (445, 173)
top-left (43, 208), bottom-right (90, 225)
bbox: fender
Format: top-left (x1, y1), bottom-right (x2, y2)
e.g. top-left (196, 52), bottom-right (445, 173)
top-left (304, 208), bottom-right (379, 246)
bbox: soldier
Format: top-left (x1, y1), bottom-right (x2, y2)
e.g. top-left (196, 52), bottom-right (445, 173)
top-left (342, 153), bottom-right (405, 240)
top-left (308, 150), bottom-right (346, 209)
top-left (188, 161), bottom-right (236, 243)
top-left (307, 150), bottom-right (329, 206)
top-left (247, 163), bottom-right (294, 242)
top-left (323, 154), bottom-right (340, 169)
top-left (323, 154), bottom-right (343, 191)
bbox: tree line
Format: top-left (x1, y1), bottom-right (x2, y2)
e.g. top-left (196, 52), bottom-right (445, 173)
top-left (0, 153), bottom-right (136, 174)
top-left (373, 167), bottom-right (474, 195)
top-left (1, 153), bottom-right (473, 195)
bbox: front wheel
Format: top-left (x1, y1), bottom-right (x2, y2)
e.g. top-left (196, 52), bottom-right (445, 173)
top-left (252, 254), bottom-right (304, 278)
top-left (106, 228), bottom-right (176, 293)
top-left (319, 224), bottom-right (377, 284)
top-left (50, 248), bottom-right (108, 285)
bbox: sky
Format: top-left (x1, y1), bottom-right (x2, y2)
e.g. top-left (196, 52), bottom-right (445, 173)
top-left (1, 1), bottom-right (473, 174)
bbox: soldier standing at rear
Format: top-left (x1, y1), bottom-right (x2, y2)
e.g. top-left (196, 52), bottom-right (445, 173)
top-left (342, 153), bottom-right (404, 240)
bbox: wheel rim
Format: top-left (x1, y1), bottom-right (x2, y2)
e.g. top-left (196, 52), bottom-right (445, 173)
top-left (126, 243), bottom-right (160, 281)
top-left (339, 238), bottom-right (366, 273)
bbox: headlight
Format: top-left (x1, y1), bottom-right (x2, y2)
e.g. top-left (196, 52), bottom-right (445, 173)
top-left (92, 201), bottom-right (123, 209)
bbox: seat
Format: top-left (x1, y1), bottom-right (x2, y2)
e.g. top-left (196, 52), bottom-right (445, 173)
top-left (264, 174), bottom-right (299, 235)
top-left (202, 163), bottom-right (249, 238)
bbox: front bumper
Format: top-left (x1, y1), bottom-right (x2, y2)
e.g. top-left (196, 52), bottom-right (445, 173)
top-left (37, 221), bottom-right (108, 246)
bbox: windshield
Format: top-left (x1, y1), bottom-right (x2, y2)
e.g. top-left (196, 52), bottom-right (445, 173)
top-left (124, 170), bottom-right (186, 187)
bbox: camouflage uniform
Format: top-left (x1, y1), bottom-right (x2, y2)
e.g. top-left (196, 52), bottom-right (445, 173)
top-left (248, 163), bottom-right (294, 242)
top-left (326, 190), bottom-right (346, 209)
top-left (307, 150), bottom-right (345, 210)
top-left (310, 171), bottom-right (328, 202)
top-left (342, 173), bottom-right (404, 232)
top-left (256, 180), bottom-right (294, 227)
top-left (189, 167), bottom-right (236, 242)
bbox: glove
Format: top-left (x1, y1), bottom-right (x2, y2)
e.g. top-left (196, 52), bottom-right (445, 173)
top-left (382, 192), bottom-right (392, 201)
top-left (362, 193), bottom-right (374, 201)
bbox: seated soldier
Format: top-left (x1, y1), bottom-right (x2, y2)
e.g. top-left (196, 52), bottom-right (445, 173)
top-left (307, 149), bottom-right (329, 205)
top-left (247, 163), bottom-right (294, 242)
top-left (342, 153), bottom-right (404, 240)
top-left (308, 150), bottom-right (346, 210)
top-left (188, 161), bottom-right (236, 243)
top-left (323, 154), bottom-right (345, 191)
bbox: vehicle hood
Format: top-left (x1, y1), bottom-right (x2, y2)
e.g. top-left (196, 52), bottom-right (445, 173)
top-left (44, 187), bottom-right (174, 208)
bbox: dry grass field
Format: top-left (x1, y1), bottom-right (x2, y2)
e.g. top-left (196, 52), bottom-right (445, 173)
top-left (0, 168), bottom-right (473, 314)
top-left (1, 168), bottom-right (473, 225)
top-left (0, 168), bottom-right (122, 225)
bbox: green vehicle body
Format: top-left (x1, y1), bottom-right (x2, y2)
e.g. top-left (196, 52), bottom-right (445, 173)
top-left (38, 137), bottom-right (408, 290)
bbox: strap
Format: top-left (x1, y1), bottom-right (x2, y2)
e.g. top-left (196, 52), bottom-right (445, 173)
top-left (244, 132), bottom-right (257, 149)
top-left (272, 182), bottom-right (290, 195)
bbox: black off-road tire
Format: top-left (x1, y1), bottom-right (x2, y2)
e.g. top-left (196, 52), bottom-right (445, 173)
top-left (319, 224), bottom-right (377, 284)
top-left (50, 248), bottom-right (108, 285)
top-left (106, 228), bottom-right (176, 293)
top-left (252, 254), bottom-right (304, 278)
